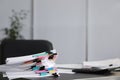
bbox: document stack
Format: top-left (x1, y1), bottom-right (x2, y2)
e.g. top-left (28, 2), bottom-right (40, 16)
top-left (3, 49), bottom-right (59, 79)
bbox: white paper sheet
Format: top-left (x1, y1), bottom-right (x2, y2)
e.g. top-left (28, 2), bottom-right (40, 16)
top-left (83, 58), bottom-right (120, 69)
top-left (6, 71), bottom-right (52, 80)
top-left (6, 53), bottom-right (39, 64)
top-left (0, 64), bottom-right (26, 72)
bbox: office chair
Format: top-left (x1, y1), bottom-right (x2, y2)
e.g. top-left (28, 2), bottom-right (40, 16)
top-left (0, 40), bottom-right (53, 64)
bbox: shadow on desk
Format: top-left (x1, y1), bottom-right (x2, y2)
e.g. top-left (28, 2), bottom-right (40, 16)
top-left (0, 73), bottom-right (113, 80)
top-left (56, 73), bottom-right (112, 80)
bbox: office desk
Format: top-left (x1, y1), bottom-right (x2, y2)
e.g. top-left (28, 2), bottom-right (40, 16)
top-left (0, 72), bottom-right (115, 80)
top-left (1, 64), bottom-right (120, 80)
top-left (1, 71), bottom-right (120, 80)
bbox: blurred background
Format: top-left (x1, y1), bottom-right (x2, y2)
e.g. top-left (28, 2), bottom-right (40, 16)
top-left (0, 0), bottom-right (120, 64)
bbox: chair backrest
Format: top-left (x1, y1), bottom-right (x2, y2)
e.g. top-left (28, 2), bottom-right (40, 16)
top-left (0, 40), bottom-right (53, 64)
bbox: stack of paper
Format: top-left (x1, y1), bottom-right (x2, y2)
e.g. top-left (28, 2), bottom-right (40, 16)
top-left (1, 49), bottom-right (60, 79)
top-left (83, 58), bottom-right (120, 69)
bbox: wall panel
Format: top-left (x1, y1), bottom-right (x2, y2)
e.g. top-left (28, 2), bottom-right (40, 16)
top-left (88, 0), bottom-right (120, 60)
top-left (34, 0), bottom-right (87, 63)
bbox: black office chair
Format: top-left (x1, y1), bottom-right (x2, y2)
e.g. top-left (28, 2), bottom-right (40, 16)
top-left (0, 40), bottom-right (53, 64)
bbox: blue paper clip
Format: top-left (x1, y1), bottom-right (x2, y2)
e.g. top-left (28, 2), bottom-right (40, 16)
top-left (47, 67), bottom-right (54, 71)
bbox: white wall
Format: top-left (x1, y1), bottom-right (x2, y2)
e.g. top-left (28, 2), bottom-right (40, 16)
top-left (34, 0), bottom-right (87, 64)
top-left (88, 0), bottom-right (120, 60)
top-left (0, 0), bottom-right (32, 40)
top-left (1, 0), bottom-right (120, 63)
